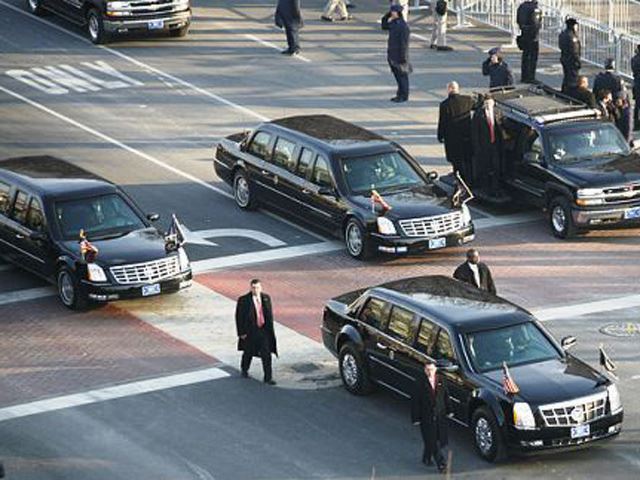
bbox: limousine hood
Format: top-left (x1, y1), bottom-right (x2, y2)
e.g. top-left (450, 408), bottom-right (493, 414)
top-left (62, 228), bottom-right (171, 266)
top-left (350, 185), bottom-right (453, 219)
top-left (483, 356), bottom-right (608, 406)
top-left (551, 152), bottom-right (640, 188)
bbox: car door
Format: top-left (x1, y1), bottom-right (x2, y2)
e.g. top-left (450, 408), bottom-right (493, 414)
top-left (356, 296), bottom-right (392, 384)
top-left (260, 136), bottom-right (305, 214)
top-left (508, 127), bottom-right (549, 207)
top-left (0, 180), bottom-right (14, 262)
top-left (244, 130), bottom-right (276, 201)
top-left (299, 155), bottom-right (344, 232)
top-left (19, 197), bottom-right (55, 278)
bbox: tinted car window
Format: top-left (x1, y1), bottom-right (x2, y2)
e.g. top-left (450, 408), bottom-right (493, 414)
top-left (547, 123), bottom-right (629, 163)
top-left (386, 306), bottom-right (416, 343)
top-left (433, 329), bottom-right (456, 362)
top-left (11, 190), bottom-right (29, 224)
top-left (341, 152), bottom-right (423, 194)
top-left (297, 148), bottom-right (315, 179)
top-left (0, 181), bottom-right (10, 215)
top-left (25, 198), bottom-right (45, 232)
top-left (311, 157), bottom-right (332, 188)
top-left (248, 131), bottom-right (272, 160)
top-left (273, 137), bottom-right (297, 171)
top-left (416, 318), bottom-right (439, 355)
top-left (359, 297), bottom-right (389, 330)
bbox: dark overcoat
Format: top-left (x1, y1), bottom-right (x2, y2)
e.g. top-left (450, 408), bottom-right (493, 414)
top-left (438, 93), bottom-right (474, 165)
top-left (411, 373), bottom-right (452, 453)
top-left (559, 29), bottom-right (581, 69)
top-left (566, 86), bottom-right (596, 108)
top-left (275, 0), bottom-right (303, 29)
top-left (382, 13), bottom-right (411, 73)
top-left (482, 59), bottom-right (514, 88)
top-left (471, 105), bottom-right (503, 187)
top-left (593, 71), bottom-right (623, 99)
top-left (453, 261), bottom-right (497, 294)
top-left (235, 292), bottom-right (278, 357)
top-left (632, 53), bottom-right (640, 99)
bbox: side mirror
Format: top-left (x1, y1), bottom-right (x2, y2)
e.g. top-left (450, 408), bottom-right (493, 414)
top-left (427, 171), bottom-right (439, 181)
top-left (561, 335), bottom-right (577, 351)
top-left (29, 231), bottom-right (48, 242)
top-left (436, 359), bottom-right (459, 373)
top-left (318, 186), bottom-right (337, 197)
top-left (524, 151), bottom-right (541, 164)
top-left (147, 213), bottom-right (160, 222)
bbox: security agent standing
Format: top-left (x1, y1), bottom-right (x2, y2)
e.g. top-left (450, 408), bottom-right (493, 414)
top-left (559, 17), bottom-right (581, 92)
top-left (382, 4), bottom-right (412, 103)
top-left (482, 47), bottom-right (514, 88)
top-left (236, 279), bottom-right (278, 385)
top-left (411, 359), bottom-right (452, 472)
top-left (516, 0), bottom-right (542, 83)
top-left (593, 58), bottom-right (624, 100)
top-left (438, 81), bottom-right (474, 183)
top-left (453, 248), bottom-right (497, 294)
top-left (632, 45), bottom-right (640, 130)
top-left (471, 95), bottom-right (503, 193)
top-left (275, 0), bottom-right (303, 56)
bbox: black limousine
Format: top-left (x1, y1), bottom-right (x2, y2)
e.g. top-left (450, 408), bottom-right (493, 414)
top-left (213, 115), bottom-right (475, 259)
top-left (321, 276), bottom-right (623, 461)
top-left (0, 156), bottom-right (192, 309)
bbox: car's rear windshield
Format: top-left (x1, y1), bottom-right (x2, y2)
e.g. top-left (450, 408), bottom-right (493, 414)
top-left (340, 151), bottom-right (424, 194)
top-left (464, 321), bottom-right (561, 373)
top-left (547, 123), bottom-right (630, 164)
top-left (55, 193), bottom-right (145, 241)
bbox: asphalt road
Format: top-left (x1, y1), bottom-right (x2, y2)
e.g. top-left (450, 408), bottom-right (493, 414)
top-left (0, 1), bottom-right (639, 479)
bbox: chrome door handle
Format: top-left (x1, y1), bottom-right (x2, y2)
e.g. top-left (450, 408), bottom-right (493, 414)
top-left (15, 234), bottom-right (25, 239)
top-left (301, 189), bottom-right (310, 194)
top-left (376, 342), bottom-right (388, 350)
top-left (261, 170), bottom-right (269, 175)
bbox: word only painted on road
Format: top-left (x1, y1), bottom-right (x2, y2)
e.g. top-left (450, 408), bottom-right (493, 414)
top-left (5, 60), bottom-right (143, 95)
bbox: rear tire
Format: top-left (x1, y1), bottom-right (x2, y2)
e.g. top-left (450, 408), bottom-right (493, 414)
top-left (57, 267), bottom-right (89, 311)
top-left (87, 9), bottom-right (110, 45)
top-left (471, 406), bottom-right (506, 463)
top-left (26, 0), bottom-right (46, 15)
top-left (233, 170), bottom-right (258, 210)
top-left (170, 26), bottom-right (189, 37)
top-left (549, 196), bottom-right (577, 239)
top-left (344, 218), bottom-right (372, 260)
top-left (338, 343), bottom-right (372, 395)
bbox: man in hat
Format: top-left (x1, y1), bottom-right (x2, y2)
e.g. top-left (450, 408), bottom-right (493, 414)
top-left (411, 359), bottom-right (452, 472)
top-left (559, 17), bottom-right (581, 92)
top-left (482, 47), bottom-right (514, 88)
top-left (516, 0), bottom-right (542, 83)
top-left (632, 45), bottom-right (640, 130)
top-left (593, 58), bottom-right (624, 100)
top-left (275, 0), bottom-right (303, 56)
top-left (382, 3), bottom-right (411, 103)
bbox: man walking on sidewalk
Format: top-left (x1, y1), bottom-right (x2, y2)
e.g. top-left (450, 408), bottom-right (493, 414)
top-left (321, 0), bottom-right (352, 22)
top-left (430, 0), bottom-right (452, 51)
top-left (382, 4), bottom-right (412, 103)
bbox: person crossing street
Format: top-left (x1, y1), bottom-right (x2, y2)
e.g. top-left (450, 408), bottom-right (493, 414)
top-left (430, 0), bottom-right (452, 51)
top-left (275, 0), bottom-right (303, 56)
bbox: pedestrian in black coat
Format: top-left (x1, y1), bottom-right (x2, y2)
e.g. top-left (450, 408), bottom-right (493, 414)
top-left (482, 48), bottom-right (514, 88)
top-left (593, 58), bottom-right (624, 100)
top-left (453, 248), bottom-right (497, 294)
top-left (615, 90), bottom-right (634, 144)
top-left (382, 4), bottom-right (411, 102)
top-left (438, 81), bottom-right (474, 184)
top-left (559, 18), bottom-right (581, 92)
top-left (236, 279), bottom-right (278, 384)
top-left (632, 45), bottom-right (640, 130)
top-left (275, 0), bottom-right (303, 55)
top-left (411, 360), bottom-right (452, 472)
top-left (566, 76), bottom-right (596, 108)
top-left (471, 96), bottom-right (503, 192)
top-left (516, 0), bottom-right (542, 83)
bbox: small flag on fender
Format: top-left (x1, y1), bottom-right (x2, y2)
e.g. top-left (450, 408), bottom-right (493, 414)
top-left (370, 189), bottom-right (392, 213)
top-left (165, 214), bottom-right (186, 251)
top-left (502, 362), bottom-right (520, 395)
top-left (79, 229), bottom-right (99, 263)
top-left (599, 344), bottom-right (617, 378)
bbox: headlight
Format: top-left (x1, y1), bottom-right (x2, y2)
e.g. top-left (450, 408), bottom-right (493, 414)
top-left (607, 384), bottom-right (622, 414)
top-left (513, 402), bottom-right (536, 430)
top-left (376, 217), bottom-right (397, 235)
top-left (461, 204), bottom-right (472, 225)
top-left (576, 188), bottom-right (604, 206)
top-left (178, 247), bottom-right (191, 272)
top-left (107, 1), bottom-right (131, 9)
top-left (87, 263), bottom-right (108, 283)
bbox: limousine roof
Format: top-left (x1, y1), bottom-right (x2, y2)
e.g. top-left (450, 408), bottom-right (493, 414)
top-left (0, 156), bottom-right (116, 199)
top-left (336, 275), bottom-right (534, 332)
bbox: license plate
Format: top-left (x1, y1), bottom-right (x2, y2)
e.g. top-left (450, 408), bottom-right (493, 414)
top-left (624, 206), bottom-right (640, 219)
top-left (142, 283), bottom-right (161, 297)
top-left (148, 20), bottom-right (164, 30)
top-left (428, 237), bottom-right (446, 250)
top-left (570, 424), bottom-right (590, 439)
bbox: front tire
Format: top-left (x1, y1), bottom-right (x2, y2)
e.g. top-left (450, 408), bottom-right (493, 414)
top-left (338, 343), bottom-right (372, 395)
top-left (344, 218), bottom-right (372, 260)
top-left (233, 170), bottom-right (258, 210)
top-left (471, 406), bottom-right (506, 463)
top-left (549, 196), bottom-right (577, 239)
top-left (57, 267), bottom-right (88, 311)
top-left (26, 0), bottom-right (46, 15)
top-left (87, 9), bottom-right (110, 45)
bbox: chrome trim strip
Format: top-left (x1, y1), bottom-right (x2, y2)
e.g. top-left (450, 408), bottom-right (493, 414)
top-left (374, 379), bottom-right (411, 399)
top-left (255, 181), bottom-right (334, 218)
top-left (369, 355), bottom-right (415, 381)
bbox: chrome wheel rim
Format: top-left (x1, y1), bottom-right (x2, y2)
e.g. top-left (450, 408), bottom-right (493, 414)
top-left (234, 176), bottom-right (250, 207)
top-left (552, 205), bottom-right (566, 233)
top-left (28, 0), bottom-right (38, 11)
top-left (341, 353), bottom-right (359, 388)
top-left (475, 417), bottom-right (493, 456)
top-left (346, 223), bottom-right (363, 256)
top-left (88, 14), bottom-right (99, 41)
top-left (58, 271), bottom-right (75, 306)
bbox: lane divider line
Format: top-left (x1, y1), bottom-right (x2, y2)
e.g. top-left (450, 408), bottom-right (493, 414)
top-left (244, 33), bottom-right (312, 63)
top-left (0, 286), bottom-right (55, 306)
top-left (0, 367), bottom-right (229, 422)
top-left (534, 294), bottom-right (640, 322)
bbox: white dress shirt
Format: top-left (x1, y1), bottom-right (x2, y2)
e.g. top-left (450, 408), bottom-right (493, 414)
top-left (468, 261), bottom-right (480, 288)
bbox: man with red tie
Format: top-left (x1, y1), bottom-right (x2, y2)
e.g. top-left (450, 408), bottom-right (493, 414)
top-left (411, 359), bottom-right (452, 473)
top-left (236, 279), bottom-right (278, 385)
top-left (471, 94), bottom-right (503, 193)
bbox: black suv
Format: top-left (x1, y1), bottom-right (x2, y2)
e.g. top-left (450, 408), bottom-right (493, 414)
top-left (26, 0), bottom-right (191, 44)
top-left (322, 275), bottom-right (623, 461)
top-left (0, 156), bottom-right (192, 309)
top-left (443, 85), bottom-right (640, 238)
top-left (214, 115), bottom-right (475, 259)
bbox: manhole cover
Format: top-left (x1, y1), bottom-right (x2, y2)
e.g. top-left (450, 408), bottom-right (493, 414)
top-left (290, 362), bottom-right (320, 374)
top-left (600, 323), bottom-right (640, 337)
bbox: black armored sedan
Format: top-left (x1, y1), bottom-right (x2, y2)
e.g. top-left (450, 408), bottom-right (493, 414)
top-left (213, 115), bottom-right (474, 259)
top-left (0, 156), bottom-right (192, 309)
top-left (321, 276), bottom-right (623, 461)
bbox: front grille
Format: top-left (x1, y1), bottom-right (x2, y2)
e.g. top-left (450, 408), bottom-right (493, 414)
top-left (122, 0), bottom-right (189, 18)
top-left (399, 211), bottom-right (464, 238)
top-left (539, 392), bottom-right (607, 427)
top-left (110, 256), bottom-right (180, 285)
top-left (602, 183), bottom-right (640, 205)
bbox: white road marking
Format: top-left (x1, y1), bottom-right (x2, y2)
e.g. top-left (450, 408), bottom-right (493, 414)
top-left (187, 228), bottom-right (287, 248)
top-left (0, 367), bottom-right (229, 422)
top-left (474, 211), bottom-right (541, 229)
top-left (632, 375), bottom-right (640, 380)
top-left (243, 33), bottom-right (312, 63)
top-left (0, 286), bottom-right (55, 306)
top-left (534, 294), bottom-right (640, 322)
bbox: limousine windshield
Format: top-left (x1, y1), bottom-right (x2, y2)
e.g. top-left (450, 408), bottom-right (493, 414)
top-left (55, 194), bottom-right (146, 240)
top-left (464, 322), bottom-right (561, 372)
top-left (340, 151), bottom-right (424, 194)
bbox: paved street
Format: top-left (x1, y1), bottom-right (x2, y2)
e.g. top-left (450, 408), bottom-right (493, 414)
top-left (1, 0), bottom-right (639, 478)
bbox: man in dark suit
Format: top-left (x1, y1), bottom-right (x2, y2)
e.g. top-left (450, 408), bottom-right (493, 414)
top-left (453, 248), bottom-right (497, 294)
top-left (275, 0), bottom-right (303, 56)
top-left (411, 359), bottom-right (452, 472)
top-left (236, 279), bottom-right (278, 385)
top-left (566, 76), bottom-right (596, 108)
top-left (482, 47), bottom-right (514, 89)
top-left (382, 4), bottom-right (411, 103)
top-left (438, 81), bottom-right (474, 184)
top-left (471, 95), bottom-right (504, 193)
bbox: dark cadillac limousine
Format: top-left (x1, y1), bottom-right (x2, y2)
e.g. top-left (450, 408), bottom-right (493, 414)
top-left (321, 276), bottom-right (623, 461)
top-left (0, 156), bottom-right (192, 309)
top-left (214, 115), bottom-right (475, 259)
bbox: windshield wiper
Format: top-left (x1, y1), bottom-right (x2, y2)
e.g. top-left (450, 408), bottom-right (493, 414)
top-left (92, 230), bottom-right (132, 241)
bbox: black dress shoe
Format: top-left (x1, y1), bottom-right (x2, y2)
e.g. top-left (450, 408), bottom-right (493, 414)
top-left (437, 463), bottom-right (447, 473)
top-left (241, 371), bottom-right (249, 378)
top-left (437, 46), bottom-right (453, 51)
top-left (346, 3), bottom-right (356, 9)
top-left (281, 48), bottom-right (292, 54)
top-left (320, 15), bottom-right (334, 22)
top-left (264, 379), bottom-right (277, 385)
top-left (391, 97), bottom-right (407, 103)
